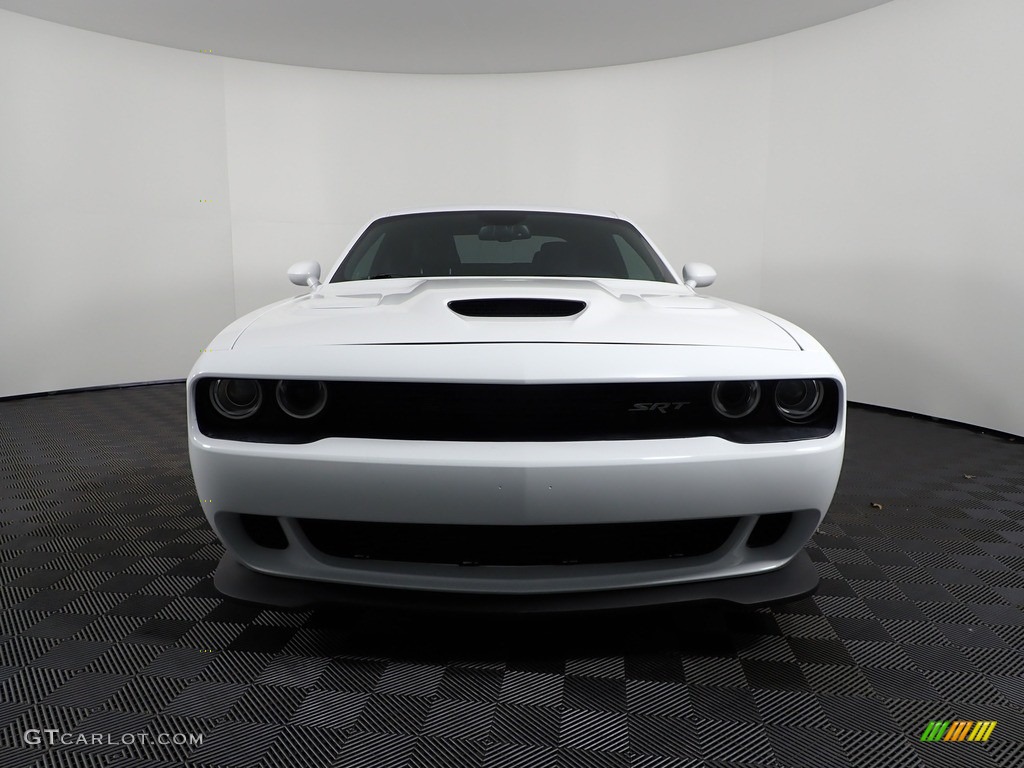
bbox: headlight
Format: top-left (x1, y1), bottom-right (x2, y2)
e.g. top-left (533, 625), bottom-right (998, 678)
top-left (711, 380), bottom-right (761, 419)
top-left (276, 380), bottom-right (328, 419)
top-left (775, 379), bottom-right (824, 422)
top-left (210, 379), bottom-right (262, 419)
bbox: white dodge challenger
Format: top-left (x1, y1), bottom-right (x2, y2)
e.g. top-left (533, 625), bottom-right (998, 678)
top-left (188, 208), bottom-right (845, 610)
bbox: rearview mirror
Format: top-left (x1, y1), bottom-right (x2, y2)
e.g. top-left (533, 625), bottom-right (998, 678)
top-left (479, 224), bottom-right (531, 242)
top-left (682, 262), bottom-right (716, 289)
top-left (288, 261), bottom-right (322, 290)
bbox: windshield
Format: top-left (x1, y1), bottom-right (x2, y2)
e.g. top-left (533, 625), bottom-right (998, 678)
top-left (331, 211), bottom-right (676, 283)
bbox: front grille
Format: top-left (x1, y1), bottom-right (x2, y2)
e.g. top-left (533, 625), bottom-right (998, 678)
top-left (195, 379), bottom-right (841, 444)
top-left (297, 518), bottom-right (739, 566)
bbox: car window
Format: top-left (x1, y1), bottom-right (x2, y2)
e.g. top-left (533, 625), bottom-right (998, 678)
top-left (612, 234), bottom-right (658, 282)
top-left (345, 231), bottom-right (385, 280)
top-left (331, 211), bottom-right (675, 283)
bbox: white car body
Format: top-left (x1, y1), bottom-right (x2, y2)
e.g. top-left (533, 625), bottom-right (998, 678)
top-left (188, 207), bottom-right (845, 608)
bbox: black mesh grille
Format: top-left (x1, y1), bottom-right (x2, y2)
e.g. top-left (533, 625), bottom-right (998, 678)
top-left (297, 518), bottom-right (740, 566)
top-left (195, 379), bottom-right (841, 444)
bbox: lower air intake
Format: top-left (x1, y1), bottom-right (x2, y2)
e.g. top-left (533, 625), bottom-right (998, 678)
top-left (239, 514), bottom-right (289, 550)
top-left (297, 518), bottom-right (739, 566)
top-left (746, 512), bottom-right (793, 548)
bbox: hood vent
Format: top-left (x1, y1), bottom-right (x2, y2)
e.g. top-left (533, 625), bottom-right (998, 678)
top-left (448, 298), bottom-right (586, 318)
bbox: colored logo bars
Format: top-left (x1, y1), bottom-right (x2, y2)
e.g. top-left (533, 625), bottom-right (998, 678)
top-left (920, 721), bottom-right (997, 742)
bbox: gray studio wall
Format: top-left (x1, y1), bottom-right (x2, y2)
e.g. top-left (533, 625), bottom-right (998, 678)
top-left (2, 0), bottom-right (1022, 435)
top-left (760, 0), bottom-right (1024, 434)
top-left (0, 11), bottom-right (235, 393)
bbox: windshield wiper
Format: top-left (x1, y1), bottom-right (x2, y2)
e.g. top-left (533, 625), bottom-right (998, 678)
top-left (368, 273), bottom-right (397, 280)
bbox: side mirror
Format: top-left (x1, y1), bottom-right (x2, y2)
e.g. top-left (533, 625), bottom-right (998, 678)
top-left (288, 260), bottom-right (322, 291)
top-left (682, 262), bottom-right (716, 289)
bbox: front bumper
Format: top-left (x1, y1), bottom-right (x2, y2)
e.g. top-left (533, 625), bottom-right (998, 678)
top-left (190, 431), bottom-right (843, 595)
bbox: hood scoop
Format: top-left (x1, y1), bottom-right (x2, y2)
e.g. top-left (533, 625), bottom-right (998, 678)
top-left (448, 298), bottom-right (586, 318)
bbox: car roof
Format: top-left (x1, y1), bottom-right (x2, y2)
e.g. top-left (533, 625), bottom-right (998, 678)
top-left (377, 205), bottom-right (623, 221)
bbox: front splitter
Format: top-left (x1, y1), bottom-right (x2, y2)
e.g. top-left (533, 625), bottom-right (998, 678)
top-left (213, 551), bottom-right (819, 614)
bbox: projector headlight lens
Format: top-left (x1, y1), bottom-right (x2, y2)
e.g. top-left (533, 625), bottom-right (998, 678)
top-left (775, 379), bottom-right (824, 422)
top-left (210, 378), bottom-right (262, 419)
top-left (712, 380), bottom-right (761, 419)
top-left (276, 380), bottom-right (328, 419)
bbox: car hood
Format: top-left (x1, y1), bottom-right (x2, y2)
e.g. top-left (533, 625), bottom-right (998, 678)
top-left (231, 278), bottom-right (800, 351)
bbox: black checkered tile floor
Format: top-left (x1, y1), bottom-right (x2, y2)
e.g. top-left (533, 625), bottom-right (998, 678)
top-left (1, 383), bottom-right (1022, 767)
